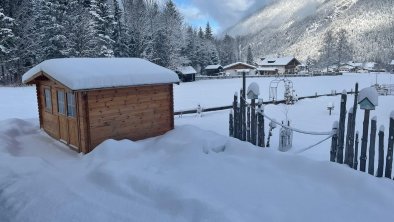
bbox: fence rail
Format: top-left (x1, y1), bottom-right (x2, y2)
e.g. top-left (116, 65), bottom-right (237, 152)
top-left (174, 91), bottom-right (355, 116)
top-left (195, 72), bottom-right (342, 81)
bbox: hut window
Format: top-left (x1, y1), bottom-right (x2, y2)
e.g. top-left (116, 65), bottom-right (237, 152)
top-left (57, 90), bottom-right (65, 115)
top-left (44, 88), bottom-right (52, 111)
top-left (67, 92), bottom-right (76, 117)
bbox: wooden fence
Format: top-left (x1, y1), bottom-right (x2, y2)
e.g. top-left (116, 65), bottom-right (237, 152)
top-left (195, 72), bottom-right (342, 81)
top-left (330, 83), bottom-right (394, 179)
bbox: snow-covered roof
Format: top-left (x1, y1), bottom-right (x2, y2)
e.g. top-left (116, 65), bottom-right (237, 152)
top-left (22, 58), bottom-right (179, 90)
top-left (363, 62), bottom-right (376, 69)
top-left (348, 61), bottom-right (363, 67)
top-left (176, 66), bottom-right (197, 75)
top-left (257, 56), bottom-right (298, 66)
top-left (205, 65), bottom-right (222, 70)
top-left (223, 62), bottom-right (256, 70)
top-left (358, 87), bottom-right (379, 106)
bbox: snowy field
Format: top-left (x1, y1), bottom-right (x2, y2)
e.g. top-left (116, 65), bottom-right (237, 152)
top-left (1, 73), bottom-right (394, 221)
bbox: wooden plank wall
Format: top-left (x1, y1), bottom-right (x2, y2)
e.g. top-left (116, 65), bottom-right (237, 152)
top-left (87, 84), bottom-right (174, 149)
top-left (38, 81), bottom-right (61, 139)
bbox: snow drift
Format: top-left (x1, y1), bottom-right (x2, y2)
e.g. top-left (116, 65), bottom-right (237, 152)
top-left (1, 119), bottom-right (394, 222)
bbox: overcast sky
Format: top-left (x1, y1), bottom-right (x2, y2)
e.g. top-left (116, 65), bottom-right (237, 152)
top-left (173, 0), bottom-right (271, 33)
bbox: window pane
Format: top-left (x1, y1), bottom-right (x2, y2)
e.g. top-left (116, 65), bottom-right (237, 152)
top-left (57, 91), bottom-right (65, 114)
top-left (67, 92), bottom-right (76, 117)
top-left (44, 88), bottom-right (52, 110)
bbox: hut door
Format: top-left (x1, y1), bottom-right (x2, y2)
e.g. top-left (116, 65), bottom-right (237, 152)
top-left (66, 92), bottom-right (79, 149)
top-left (56, 90), bottom-right (69, 143)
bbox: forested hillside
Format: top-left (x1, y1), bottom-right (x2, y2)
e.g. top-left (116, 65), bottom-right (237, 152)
top-left (227, 0), bottom-right (394, 66)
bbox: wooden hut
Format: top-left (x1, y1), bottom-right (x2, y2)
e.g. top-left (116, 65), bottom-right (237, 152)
top-left (223, 62), bottom-right (256, 76)
top-left (22, 58), bottom-right (179, 153)
top-left (176, 66), bottom-right (197, 82)
top-left (256, 56), bottom-right (301, 74)
top-left (204, 65), bottom-right (223, 76)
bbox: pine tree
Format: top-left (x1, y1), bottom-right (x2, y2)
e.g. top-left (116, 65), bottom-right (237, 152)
top-left (0, 6), bottom-right (16, 83)
top-left (198, 27), bottom-right (204, 39)
top-left (219, 34), bottom-right (237, 66)
top-left (335, 29), bottom-right (353, 68)
top-left (247, 45), bottom-right (254, 65)
top-left (112, 0), bottom-right (129, 57)
top-left (90, 0), bottom-right (114, 57)
top-left (35, 0), bottom-right (69, 60)
top-left (65, 0), bottom-right (95, 57)
top-left (320, 30), bottom-right (335, 72)
top-left (205, 22), bottom-right (213, 41)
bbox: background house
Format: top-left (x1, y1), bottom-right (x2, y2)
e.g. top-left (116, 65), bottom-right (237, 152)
top-left (176, 66), bottom-right (197, 82)
top-left (256, 56), bottom-right (301, 74)
top-left (22, 58), bottom-right (179, 153)
top-left (205, 65), bottom-right (223, 76)
top-left (223, 62), bottom-right (256, 76)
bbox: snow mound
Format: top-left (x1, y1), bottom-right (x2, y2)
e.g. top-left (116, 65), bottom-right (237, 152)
top-left (2, 120), bottom-right (394, 222)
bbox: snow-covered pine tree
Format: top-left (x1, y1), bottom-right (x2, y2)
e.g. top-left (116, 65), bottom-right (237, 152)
top-left (35, 0), bottom-right (69, 60)
top-left (198, 27), bottom-right (204, 39)
top-left (90, 0), bottom-right (114, 57)
top-left (219, 34), bottom-right (237, 66)
top-left (0, 6), bottom-right (16, 83)
top-left (64, 0), bottom-right (95, 57)
top-left (319, 30), bottom-right (335, 72)
top-left (335, 29), bottom-right (353, 68)
top-left (141, 0), bottom-right (160, 61)
top-left (160, 0), bottom-right (187, 69)
top-left (111, 0), bottom-right (130, 57)
top-left (247, 45), bottom-right (254, 65)
top-left (205, 22), bottom-right (213, 41)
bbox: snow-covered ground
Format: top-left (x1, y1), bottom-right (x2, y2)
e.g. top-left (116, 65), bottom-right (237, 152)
top-left (1, 73), bottom-right (394, 221)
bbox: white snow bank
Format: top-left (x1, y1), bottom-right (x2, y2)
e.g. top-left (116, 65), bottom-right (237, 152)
top-left (22, 58), bottom-right (179, 90)
top-left (1, 120), bottom-right (394, 222)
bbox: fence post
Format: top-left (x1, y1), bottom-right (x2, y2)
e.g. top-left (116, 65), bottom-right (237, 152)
top-left (233, 92), bottom-right (238, 139)
top-left (330, 121), bottom-right (339, 162)
top-left (377, 126), bottom-right (385, 177)
top-left (360, 109), bottom-right (371, 172)
top-left (242, 74), bottom-right (247, 142)
top-left (257, 99), bottom-right (265, 147)
top-left (251, 98), bottom-right (257, 145)
top-left (337, 91), bottom-right (347, 163)
top-left (354, 131), bottom-right (359, 170)
top-left (368, 116), bottom-right (377, 175)
top-left (384, 112), bottom-right (394, 178)
top-left (247, 105), bottom-right (251, 142)
top-left (344, 108), bottom-right (354, 167)
top-left (240, 89), bottom-right (245, 141)
top-left (229, 110), bottom-right (234, 137)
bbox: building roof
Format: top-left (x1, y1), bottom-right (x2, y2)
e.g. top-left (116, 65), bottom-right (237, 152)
top-left (347, 61), bottom-right (363, 68)
top-left (223, 62), bottom-right (256, 70)
top-left (363, 62), bottom-right (376, 69)
top-left (205, 65), bottom-right (222, 70)
top-left (22, 58), bottom-right (179, 91)
top-left (176, 66), bottom-right (197, 75)
top-left (257, 56), bottom-right (299, 66)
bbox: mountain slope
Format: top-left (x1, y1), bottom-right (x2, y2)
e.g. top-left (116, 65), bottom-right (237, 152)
top-left (227, 0), bottom-right (394, 63)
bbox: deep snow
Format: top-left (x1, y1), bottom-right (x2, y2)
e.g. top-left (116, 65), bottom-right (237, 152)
top-left (1, 73), bottom-right (394, 221)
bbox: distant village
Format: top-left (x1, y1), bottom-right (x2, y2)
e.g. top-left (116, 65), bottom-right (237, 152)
top-left (175, 57), bottom-right (394, 82)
